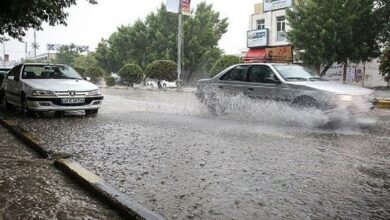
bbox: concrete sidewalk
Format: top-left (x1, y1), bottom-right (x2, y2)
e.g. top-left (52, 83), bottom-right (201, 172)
top-left (0, 125), bottom-right (122, 220)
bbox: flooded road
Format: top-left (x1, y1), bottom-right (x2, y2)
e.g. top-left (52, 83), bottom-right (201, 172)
top-left (15, 88), bottom-right (390, 219)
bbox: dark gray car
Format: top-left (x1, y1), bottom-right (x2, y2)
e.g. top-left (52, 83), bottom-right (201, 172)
top-left (196, 63), bottom-right (376, 114)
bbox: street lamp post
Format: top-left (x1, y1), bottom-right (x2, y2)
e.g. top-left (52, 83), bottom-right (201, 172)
top-left (2, 43), bottom-right (5, 68)
top-left (177, 0), bottom-right (183, 91)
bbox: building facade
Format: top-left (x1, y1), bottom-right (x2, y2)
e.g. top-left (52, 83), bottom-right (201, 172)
top-left (245, 0), bottom-right (294, 63)
top-left (0, 55), bottom-right (18, 69)
top-left (26, 52), bottom-right (57, 63)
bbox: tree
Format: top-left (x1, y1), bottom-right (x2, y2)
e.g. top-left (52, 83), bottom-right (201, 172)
top-left (54, 44), bottom-right (80, 65)
top-left (73, 53), bottom-right (97, 70)
top-left (95, 39), bottom-right (120, 73)
top-left (374, 0), bottom-right (390, 45)
top-left (118, 64), bottom-right (144, 86)
top-left (144, 5), bottom-right (180, 65)
top-left (210, 55), bottom-right (242, 78)
top-left (379, 47), bottom-right (390, 83)
top-left (105, 76), bottom-right (116, 87)
top-left (85, 67), bottom-right (105, 82)
top-left (287, 0), bottom-right (381, 76)
top-left (0, 0), bottom-right (97, 42)
top-left (97, 3), bottom-right (228, 82)
top-left (183, 2), bottom-right (228, 81)
top-left (73, 67), bottom-right (86, 76)
top-left (109, 21), bottom-right (149, 69)
top-left (145, 60), bottom-right (177, 81)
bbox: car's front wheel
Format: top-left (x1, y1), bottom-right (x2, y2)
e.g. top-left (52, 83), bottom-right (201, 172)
top-left (21, 96), bottom-right (37, 117)
top-left (85, 109), bottom-right (98, 116)
top-left (292, 96), bottom-right (319, 109)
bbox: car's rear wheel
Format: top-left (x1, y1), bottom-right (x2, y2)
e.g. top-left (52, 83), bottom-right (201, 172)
top-left (85, 109), bottom-right (98, 116)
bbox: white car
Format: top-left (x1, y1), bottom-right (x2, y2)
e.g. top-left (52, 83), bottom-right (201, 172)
top-left (145, 80), bottom-right (158, 88)
top-left (1, 63), bottom-right (103, 116)
top-left (145, 80), bottom-right (177, 90)
top-left (161, 80), bottom-right (177, 89)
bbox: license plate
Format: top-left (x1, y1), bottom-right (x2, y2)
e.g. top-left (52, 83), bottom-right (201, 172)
top-left (61, 98), bottom-right (85, 104)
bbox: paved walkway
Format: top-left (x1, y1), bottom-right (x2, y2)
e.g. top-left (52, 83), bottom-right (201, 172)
top-left (0, 125), bottom-right (122, 220)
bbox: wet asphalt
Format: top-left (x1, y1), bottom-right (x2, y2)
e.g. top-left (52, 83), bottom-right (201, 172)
top-left (12, 88), bottom-right (390, 219)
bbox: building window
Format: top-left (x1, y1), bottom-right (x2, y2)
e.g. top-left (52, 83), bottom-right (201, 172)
top-left (276, 16), bottom-right (286, 42)
top-left (257, 19), bottom-right (265, 30)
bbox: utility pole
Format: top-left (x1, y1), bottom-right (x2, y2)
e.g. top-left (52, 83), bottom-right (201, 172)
top-left (177, 0), bottom-right (183, 91)
top-left (33, 30), bottom-right (37, 62)
top-left (25, 41), bottom-right (28, 60)
top-left (2, 43), bottom-right (5, 68)
top-left (31, 30), bottom-right (40, 62)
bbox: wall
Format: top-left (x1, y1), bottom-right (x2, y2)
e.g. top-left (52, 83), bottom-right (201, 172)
top-left (322, 59), bottom-right (388, 88)
top-left (361, 59), bottom-right (388, 88)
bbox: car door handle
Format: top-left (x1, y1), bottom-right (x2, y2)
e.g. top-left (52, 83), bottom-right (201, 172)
top-left (248, 88), bottom-right (254, 91)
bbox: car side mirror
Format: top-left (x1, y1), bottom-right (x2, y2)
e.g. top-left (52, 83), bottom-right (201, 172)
top-left (84, 76), bottom-right (91, 81)
top-left (7, 76), bottom-right (14, 80)
top-left (266, 77), bottom-right (281, 84)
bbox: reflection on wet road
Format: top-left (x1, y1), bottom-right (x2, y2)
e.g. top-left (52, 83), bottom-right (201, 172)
top-left (16, 88), bottom-right (390, 219)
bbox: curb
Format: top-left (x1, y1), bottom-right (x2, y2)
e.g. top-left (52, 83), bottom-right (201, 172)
top-left (376, 99), bottom-right (390, 109)
top-left (0, 119), bottom-right (49, 158)
top-left (0, 118), bottom-right (165, 220)
top-left (100, 87), bottom-right (196, 93)
top-left (55, 159), bottom-right (164, 220)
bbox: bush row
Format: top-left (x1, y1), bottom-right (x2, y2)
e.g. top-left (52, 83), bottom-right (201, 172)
top-left (73, 66), bottom-right (105, 83)
top-left (75, 56), bottom-right (242, 87)
top-left (118, 60), bottom-right (177, 86)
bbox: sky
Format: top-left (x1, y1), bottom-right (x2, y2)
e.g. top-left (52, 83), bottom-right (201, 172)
top-left (3, 0), bottom-right (259, 61)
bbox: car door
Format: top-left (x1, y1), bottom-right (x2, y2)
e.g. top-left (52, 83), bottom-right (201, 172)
top-left (244, 65), bottom-right (289, 102)
top-left (4, 65), bottom-right (22, 104)
top-left (13, 64), bottom-right (25, 106)
top-left (215, 65), bottom-right (249, 97)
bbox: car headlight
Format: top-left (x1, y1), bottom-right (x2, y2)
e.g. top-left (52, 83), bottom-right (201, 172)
top-left (338, 95), bottom-right (353, 102)
top-left (32, 90), bottom-right (55, 96)
top-left (88, 90), bottom-right (101, 96)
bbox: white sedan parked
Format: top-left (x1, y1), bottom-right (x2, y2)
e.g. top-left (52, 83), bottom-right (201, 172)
top-left (1, 63), bottom-right (103, 116)
top-left (161, 80), bottom-right (177, 89)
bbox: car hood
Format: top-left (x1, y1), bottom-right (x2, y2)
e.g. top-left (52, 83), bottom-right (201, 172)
top-left (286, 81), bottom-right (373, 96)
top-left (23, 79), bottom-right (98, 91)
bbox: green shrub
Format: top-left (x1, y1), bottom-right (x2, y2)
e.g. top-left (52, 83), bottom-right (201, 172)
top-left (73, 67), bottom-right (86, 77)
top-left (105, 76), bottom-right (115, 87)
top-left (145, 60), bottom-right (177, 81)
top-left (118, 64), bottom-right (144, 86)
top-left (85, 67), bottom-right (105, 82)
top-left (210, 55), bottom-right (242, 78)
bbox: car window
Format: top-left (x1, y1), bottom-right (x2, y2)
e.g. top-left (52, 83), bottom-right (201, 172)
top-left (22, 65), bottom-right (83, 79)
top-left (248, 65), bottom-right (277, 83)
top-left (273, 64), bottom-right (324, 81)
top-left (220, 66), bottom-right (249, 81)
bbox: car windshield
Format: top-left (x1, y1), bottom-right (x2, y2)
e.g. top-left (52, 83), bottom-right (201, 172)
top-left (22, 65), bottom-right (83, 80)
top-left (273, 65), bottom-right (326, 81)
